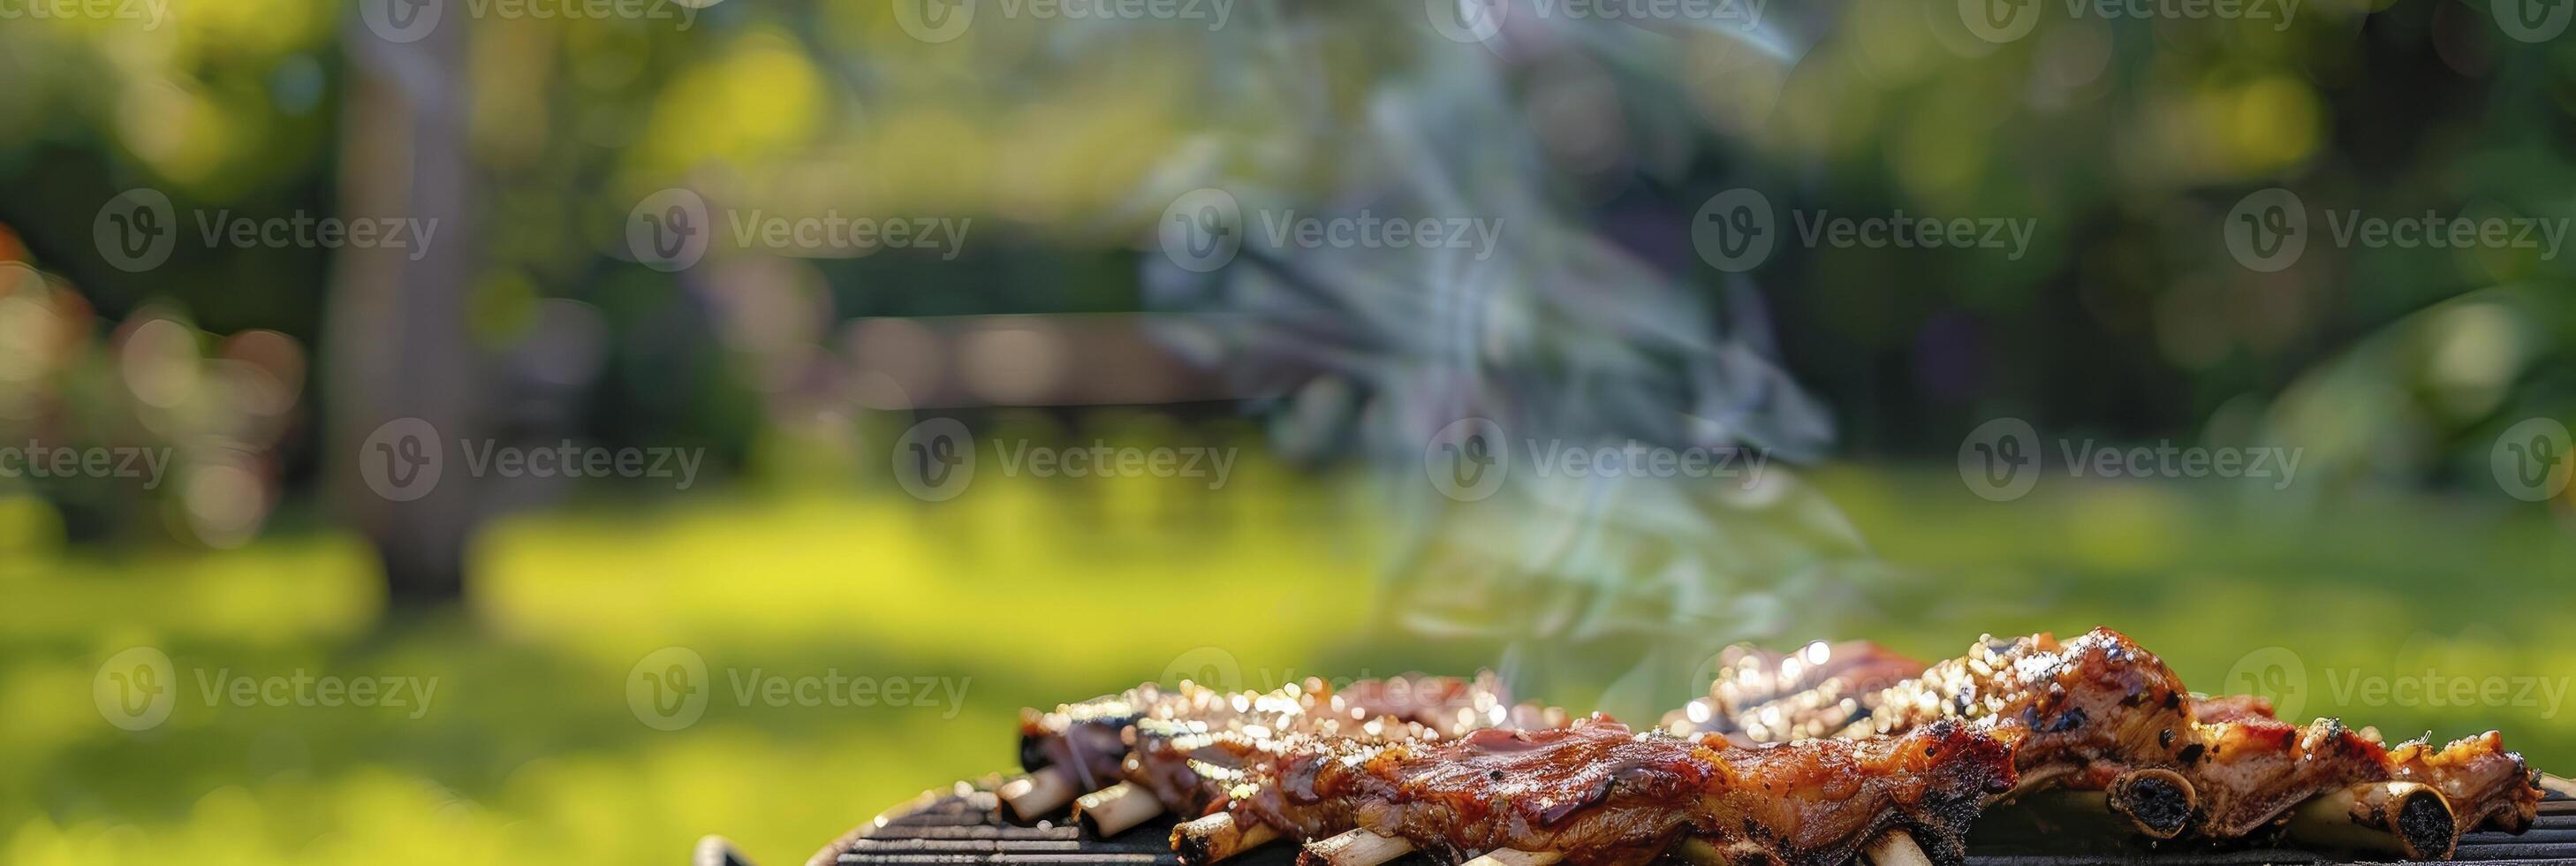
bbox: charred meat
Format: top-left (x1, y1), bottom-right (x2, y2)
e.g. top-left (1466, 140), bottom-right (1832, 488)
top-left (1666, 628), bottom-right (2542, 853)
top-left (1213, 717), bottom-right (2015, 866)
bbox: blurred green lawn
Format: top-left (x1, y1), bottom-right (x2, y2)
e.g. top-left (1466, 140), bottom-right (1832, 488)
top-left (5, 464), bottom-right (2571, 865)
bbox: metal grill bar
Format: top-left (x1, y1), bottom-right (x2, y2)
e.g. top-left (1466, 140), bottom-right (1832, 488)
top-left (824, 783), bottom-right (2576, 866)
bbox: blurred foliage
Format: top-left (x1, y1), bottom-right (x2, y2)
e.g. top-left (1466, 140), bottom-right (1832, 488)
top-left (0, 263), bottom-right (303, 549)
top-left (0, 0), bottom-right (2572, 541)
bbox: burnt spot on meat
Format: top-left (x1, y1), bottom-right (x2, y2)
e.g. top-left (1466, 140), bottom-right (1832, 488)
top-left (2124, 772), bottom-right (2192, 834)
top-left (1019, 731), bottom-right (1052, 771)
top-left (1731, 850), bottom-right (1780, 866)
top-left (2179, 743), bottom-right (2206, 763)
top-left (1171, 826), bottom-right (1219, 865)
top-left (2035, 706), bottom-right (2088, 734)
top-left (2398, 790), bottom-right (2454, 855)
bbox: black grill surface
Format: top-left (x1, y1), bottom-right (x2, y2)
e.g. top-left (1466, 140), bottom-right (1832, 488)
top-left (814, 779), bottom-right (2576, 866)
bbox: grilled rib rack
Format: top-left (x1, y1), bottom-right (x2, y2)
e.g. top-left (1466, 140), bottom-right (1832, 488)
top-left (806, 779), bottom-right (2576, 866)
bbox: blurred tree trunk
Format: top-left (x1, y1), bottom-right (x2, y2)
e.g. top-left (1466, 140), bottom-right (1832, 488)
top-left (324, 14), bottom-right (480, 611)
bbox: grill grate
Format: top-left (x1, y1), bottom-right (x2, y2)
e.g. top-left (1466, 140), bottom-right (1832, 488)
top-left (811, 779), bottom-right (2576, 866)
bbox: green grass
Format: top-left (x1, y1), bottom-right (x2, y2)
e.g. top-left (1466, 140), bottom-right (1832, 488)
top-left (5, 464), bottom-right (2571, 865)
